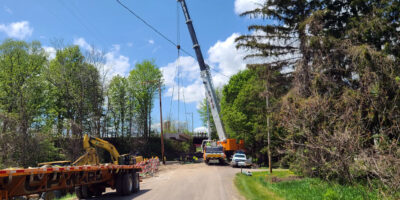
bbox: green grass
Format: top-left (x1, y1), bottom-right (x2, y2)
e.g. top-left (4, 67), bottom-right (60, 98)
top-left (235, 170), bottom-right (383, 200)
top-left (55, 194), bottom-right (76, 200)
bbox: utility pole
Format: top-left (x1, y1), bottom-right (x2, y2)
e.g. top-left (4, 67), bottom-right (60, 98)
top-left (159, 83), bottom-right (165, 164)
top-left (266, 81), bottom-right (272, 174)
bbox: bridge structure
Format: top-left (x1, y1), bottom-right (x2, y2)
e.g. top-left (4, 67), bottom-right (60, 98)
top-left (192, 132), bottom-right (208, 147)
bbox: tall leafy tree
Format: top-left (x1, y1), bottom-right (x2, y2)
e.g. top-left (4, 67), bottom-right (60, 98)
top-left (108, 75), bottom-right (128, 137)
top-left (127, 60), bottom-right (162, 138)
top-left (0, 39), bottom-right (60, 167)
top-left (220, 69), bottom-right (288, 164)
top-left (48, 46), bottom-right (102, 137)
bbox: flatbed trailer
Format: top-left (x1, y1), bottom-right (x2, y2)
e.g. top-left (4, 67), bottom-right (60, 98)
top-left (0, 164), bottom-right (141, 200)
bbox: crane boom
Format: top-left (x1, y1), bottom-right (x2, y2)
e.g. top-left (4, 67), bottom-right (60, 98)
top-left (178, 0), bottom-right (227, 141)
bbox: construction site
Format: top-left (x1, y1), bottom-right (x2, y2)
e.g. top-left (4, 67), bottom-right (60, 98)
top-left (1, 0), bottom-right (400, 199)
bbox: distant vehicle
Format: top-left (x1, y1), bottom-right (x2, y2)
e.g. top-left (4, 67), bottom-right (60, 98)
top-left (231, 153), bottom-right (251, 168)
top-left (203, 141), bottom-right (226, 165)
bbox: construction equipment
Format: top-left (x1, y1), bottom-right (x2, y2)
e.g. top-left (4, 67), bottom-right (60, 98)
top-left (73, 134), bottom-right (135, 166)
top-left (72, 134), bottom-right (138, 198)
top-left (201, 140), bottom-right (226, 164)
top-left (178, 0), bottom-right (245, 163)
top-left (0, 135), bottom-right (141, 200)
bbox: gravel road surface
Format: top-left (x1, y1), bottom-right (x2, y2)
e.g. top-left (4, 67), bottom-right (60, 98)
top-left (92, 162), bottom-right (248, 200)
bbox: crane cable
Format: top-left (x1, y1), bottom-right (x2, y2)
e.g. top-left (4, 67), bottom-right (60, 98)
top-left (115, 0), bottom-right (231, 79)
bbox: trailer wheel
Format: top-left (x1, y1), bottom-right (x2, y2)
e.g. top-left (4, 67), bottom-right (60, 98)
top-left (121, 173), bottom-right (133, 195)
top-left (91, 184), bottom-right (104, 197)
top-left (75, 187), bottom-right (83, 199)
top-left (75, 185), bottom-right (90, 199)
top-left (115, 175), bottom-right (123, 195)
top-left (131, 172), bottom-right (140, 193)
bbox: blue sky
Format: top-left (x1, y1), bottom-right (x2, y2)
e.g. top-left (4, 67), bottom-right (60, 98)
top-left (0, 0), bottom-right (264, 133)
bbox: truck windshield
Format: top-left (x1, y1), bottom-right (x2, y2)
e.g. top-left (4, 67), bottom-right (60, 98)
top-left (205, 146), bottom-right (223, 153)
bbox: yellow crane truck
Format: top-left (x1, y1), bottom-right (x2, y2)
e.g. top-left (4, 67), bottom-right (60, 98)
top-left (178, 0), bottom-right (245, 164)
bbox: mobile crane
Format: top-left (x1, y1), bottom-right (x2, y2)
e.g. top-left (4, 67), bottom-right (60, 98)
top-left (178, 0), bottom-right (244, 164)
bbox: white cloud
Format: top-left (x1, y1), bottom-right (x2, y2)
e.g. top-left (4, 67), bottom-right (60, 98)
top-left (74, 37), bottom-right (131, 80)
top-left (148, 39), bottom-right (154, 45)
top-left (194, 126), bottom-right (208, 133)
top-left (234, 0), bottom-right (264, 15)
top-left (151, 123), bottom-right (161, 131)
top-left (73, 37), bottom-right (93, 52)
top-left (160, 33), bottom-right (249, 106)
top-left (0, 21), bottom-right (33, 39)
top-left (43, 46), bottom-right (56, 60)
top-left (160, 56), bottom-right (205, 104)
top-left (4, 6), bottom-right (12, 14)
top-left (111, 44), bottom-right (121, 51)
top-left (207, 33), bottom-right (247, 88)
top-left (104, 47), bottom-right (130, 79)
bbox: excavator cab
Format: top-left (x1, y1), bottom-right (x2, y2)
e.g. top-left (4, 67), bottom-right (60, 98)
top-left (119, 154), bottom-right (136, 165)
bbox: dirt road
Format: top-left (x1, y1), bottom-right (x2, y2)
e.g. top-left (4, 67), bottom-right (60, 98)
top-left (93, 163), bottom-right (248, 200)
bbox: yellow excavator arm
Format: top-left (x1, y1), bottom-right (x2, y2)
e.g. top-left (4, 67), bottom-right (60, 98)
top-left (73, 134), bottom-right (122, 165)
top-left (85, 134), bottom-right (121, 164)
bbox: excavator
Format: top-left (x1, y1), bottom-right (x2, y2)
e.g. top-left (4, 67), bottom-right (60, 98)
top-left (178, 0), bottom-right (245, 164)
top-left (38, 134), bottom-right (136, 167)
top-left (38, 134), bottom-right (138, 199)
top-left (72, 134), bottom-right (135, 166)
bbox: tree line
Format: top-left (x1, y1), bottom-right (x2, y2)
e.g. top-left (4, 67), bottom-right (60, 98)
top-left (0, 39), bottom-right (162, 167)
top-left (199, 0), bottom-right (399, 196)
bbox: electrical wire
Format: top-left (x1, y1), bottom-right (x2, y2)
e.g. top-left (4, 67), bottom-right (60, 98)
top-left (60, 0), bottom-right (107, 48)
top-left (116, 0), bottom-right (178, 49)
top-left (116, 0), bottom-right (231, 81)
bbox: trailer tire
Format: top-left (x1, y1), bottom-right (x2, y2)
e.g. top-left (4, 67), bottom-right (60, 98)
top-left (121, 173), bottom-right (133, 195)
top-left (115, 175), bottom-right (123, 195)
top-left (75, 187), bottom-right (83, 199)
top-left (82, 185), bottom-right (90, 198)
top-left (131, 172), bottom-right (140, 193)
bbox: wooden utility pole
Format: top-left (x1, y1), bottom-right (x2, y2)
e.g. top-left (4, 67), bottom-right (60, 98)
top-left (159, 83), bottom-right (165, 164)
top-left (266, 81), bottom-right (272, 174)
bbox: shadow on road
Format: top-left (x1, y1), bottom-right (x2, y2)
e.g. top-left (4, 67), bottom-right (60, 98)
top-left (92, 189), bottom-right (151, 200)
top-left (206, 162), bottom-right (230, 167)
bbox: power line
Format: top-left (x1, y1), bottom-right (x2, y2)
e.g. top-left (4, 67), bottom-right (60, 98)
top-left (115, 0), bottom-right (196, 58)
top-left (116, 0), bottom-right (231, 79)
top-left (60, 0), bottom-right (107, 48)
top-left (116, 0), bottom-right (178, 49)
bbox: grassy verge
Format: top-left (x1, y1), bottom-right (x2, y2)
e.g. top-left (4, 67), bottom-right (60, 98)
top-left (235, 169), bottom-right (382, 200)
top-left (55, 194), bottom-right (76, 200)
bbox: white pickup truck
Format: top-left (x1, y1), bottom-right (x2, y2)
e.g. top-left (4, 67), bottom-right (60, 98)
top-left (231, 153), bottom-right (251, 167)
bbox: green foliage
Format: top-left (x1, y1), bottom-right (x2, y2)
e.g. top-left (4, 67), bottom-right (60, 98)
top-left (237, 0), bottom-right (400, 196)
top-left (0, 38), bottom-right (169, 168)
top-left (48, 46), bottom-right (103, 136)
top-left (235, 171), bottom-right (383, 200)
top-left (197, 97), bottom-right (218, 140)
top-left (127, 60), bottom-right (162, 138)
top-left (219, 68), bottom-right (288, 165)
top-left (108, 75), bottom-right (128, 137)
